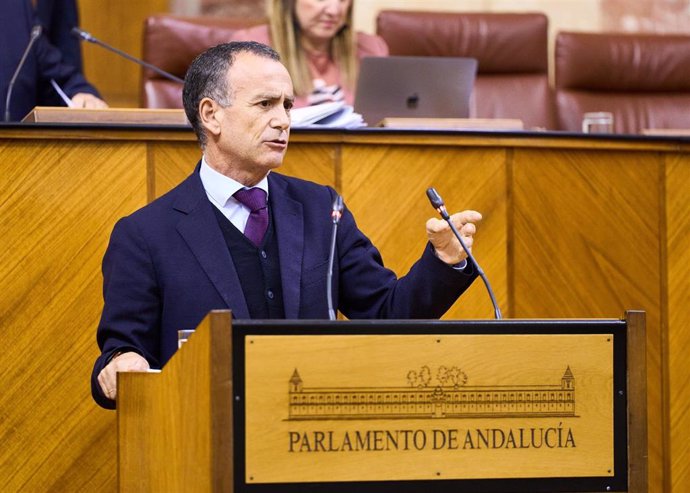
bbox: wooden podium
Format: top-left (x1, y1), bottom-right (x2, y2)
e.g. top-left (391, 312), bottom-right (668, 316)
top-left (118, 311), bottom-right (647, 492)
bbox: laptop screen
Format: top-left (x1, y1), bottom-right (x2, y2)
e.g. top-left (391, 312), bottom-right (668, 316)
top-left (354, 56), bottom-right (478, 127)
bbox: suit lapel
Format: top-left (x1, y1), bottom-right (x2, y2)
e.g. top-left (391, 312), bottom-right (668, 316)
top-left (173, 170), bottom-right (250, 319)
top-left (269, 174), bottom-right (304, 319)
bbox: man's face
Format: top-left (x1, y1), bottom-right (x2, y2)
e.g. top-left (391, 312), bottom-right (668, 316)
top-left (209, 52), bottom-right (294, 182)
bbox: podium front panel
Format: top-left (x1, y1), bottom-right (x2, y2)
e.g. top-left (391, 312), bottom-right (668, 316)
top-left (232, 319), bottom-right (629, 493)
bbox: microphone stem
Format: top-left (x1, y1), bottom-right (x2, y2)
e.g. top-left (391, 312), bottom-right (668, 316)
top-left (443, 214), bottom-right (502, 320)
top-left (327, 220), bottom-right (339, 321)
top-left (5, 28), bottom-right (42, 122)
top-left (87, 37), bottom-right (184, 84)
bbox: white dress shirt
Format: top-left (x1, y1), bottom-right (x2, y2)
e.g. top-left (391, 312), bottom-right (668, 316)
top-left (199, 156), bottom-right (269, 233)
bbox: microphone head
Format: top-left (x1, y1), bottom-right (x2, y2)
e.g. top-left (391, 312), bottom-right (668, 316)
top-left (331, 195), bottom-right (344, 223)
top-left (31, 25), bottom-right (43, 38)
top-left (426, 187), bottom-right (444, 209)
top-left (70, 27), bottom-right (93, 42)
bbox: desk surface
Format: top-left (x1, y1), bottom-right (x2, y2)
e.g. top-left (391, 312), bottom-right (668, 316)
top-left (2, 122), bottom-right (690, 151)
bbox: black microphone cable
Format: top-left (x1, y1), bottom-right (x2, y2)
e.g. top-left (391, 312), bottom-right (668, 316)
top-left (4, 25), bottom-right (43, 122)
top-left (426, 187), bottom-right (502, 319)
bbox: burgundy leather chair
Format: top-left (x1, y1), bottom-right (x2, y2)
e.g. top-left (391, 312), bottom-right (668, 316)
top-left (555, 32), bottom-right (690, 134)
top-left (141, 14), bottom-right (264, 108)
top-left (376, 11), bottom-right (556, 130)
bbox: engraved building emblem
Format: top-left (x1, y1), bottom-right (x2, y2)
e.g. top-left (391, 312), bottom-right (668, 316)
top-left (288, 366), bottom-right (576, 420)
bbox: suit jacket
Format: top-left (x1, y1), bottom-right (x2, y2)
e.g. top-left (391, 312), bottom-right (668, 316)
top-left (0, 0), bottom-right (100, 121)
top-left (35, 0), bottom-right (85, 106)
top-left (91, 167), bottom-right (477, 408)
top-left (36, 0), bottom-right (83, 71)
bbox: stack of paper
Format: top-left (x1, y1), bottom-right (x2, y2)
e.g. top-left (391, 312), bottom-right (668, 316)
top-left (291, 102), bottom-right (365, 129)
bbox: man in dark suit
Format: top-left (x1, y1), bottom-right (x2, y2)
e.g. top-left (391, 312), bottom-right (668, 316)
top-left (92, 41), bottom-right (482, 409)
top-left (0, 0), bottom-right (106, 121)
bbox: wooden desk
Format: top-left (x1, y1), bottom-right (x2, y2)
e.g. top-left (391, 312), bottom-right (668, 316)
top-left (1, 125), bottom-right (688, 492)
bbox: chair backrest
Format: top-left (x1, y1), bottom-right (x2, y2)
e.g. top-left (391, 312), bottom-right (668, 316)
top-left (555, 31), bottom-right (690, 133)
top-left (376, 11), bottom-right (555, 130)
top-left (141, 14), bottom-right (265, 108)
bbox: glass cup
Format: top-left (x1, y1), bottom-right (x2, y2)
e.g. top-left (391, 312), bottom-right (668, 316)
top-left (178, 329), bottom-right (195, 349)
top-left (582, 112), bottom-right (614, 134)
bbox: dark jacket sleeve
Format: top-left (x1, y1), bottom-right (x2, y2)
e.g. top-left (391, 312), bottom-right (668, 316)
top-left (35, 0), bottom-right (83, 70)
top-left (35, 0), bottom-right (88, 106)
top-left (34, 33), bottom-right (100, 101)
top-left (91, 217), bottom-right (161, 410)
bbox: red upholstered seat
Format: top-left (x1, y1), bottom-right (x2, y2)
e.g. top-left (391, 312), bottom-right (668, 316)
top-left (376, 11), bottom-right (556, 130)
top-left (141, 14), bottom-right (264, 108)
top-left (555, 32), bottom-right (690, 134)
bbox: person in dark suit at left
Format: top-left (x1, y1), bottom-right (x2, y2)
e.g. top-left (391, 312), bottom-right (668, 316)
top-left (0, 0), bottom-right (106, 121)
top-left (91, 41), bottom-right (483, 409)
top-left (34, 0), bottom-right (86, 107)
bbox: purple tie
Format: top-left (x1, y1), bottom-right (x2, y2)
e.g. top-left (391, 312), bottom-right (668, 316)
top-left (234, 188), bottom-right (268, 247)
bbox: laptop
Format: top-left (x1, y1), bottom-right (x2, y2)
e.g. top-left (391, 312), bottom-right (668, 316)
top-left (354, 56), bottom-right (478, 127)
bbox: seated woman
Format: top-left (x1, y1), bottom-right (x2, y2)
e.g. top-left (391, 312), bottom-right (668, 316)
top-left (230, 0), bottom-right (388, 107)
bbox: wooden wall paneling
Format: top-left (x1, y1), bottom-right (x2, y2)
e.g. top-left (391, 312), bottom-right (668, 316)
top-left (150, 141), bottom-right (338, 199)
top-left (511, 147), bottom-right (663, 492)
top-left (3, 129), bottom-right (687, 493)
top-left (79, 0), bottom-right (170, 108)
top-left (279, 143), bottom-right (338, 188)
top-left (340, 143), bottom-right (508, 320)
top-left (150, 141), bottom-right (203, 198)
top-left (0, 139), bottom-right (148, 491)
top-left (665, 152), bottom-right (690, 493)
top-left (512, 148), bottom-right (661, 316)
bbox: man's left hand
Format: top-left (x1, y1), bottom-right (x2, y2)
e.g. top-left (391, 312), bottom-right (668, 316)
top-left (426, 210), bottom-right (482, 265)
top-left (71, 92), bottom-right (108, 109)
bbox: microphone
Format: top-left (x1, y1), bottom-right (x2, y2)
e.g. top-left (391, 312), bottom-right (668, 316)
top-left (426, 187), bottom-right (502, 320)
top-left (327, 195), bottom-right (344, 321)
top-left (70, 27), bottom-right (184, 84)
top-left (4, 25), bottom-right (43, 122)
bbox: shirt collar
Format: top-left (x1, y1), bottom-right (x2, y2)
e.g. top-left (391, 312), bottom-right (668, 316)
top-left (200, 156), bottom-right (269, 207)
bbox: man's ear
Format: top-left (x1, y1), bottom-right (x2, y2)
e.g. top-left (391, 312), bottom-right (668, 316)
top-left (199, 97), bottom-right (222, 137)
